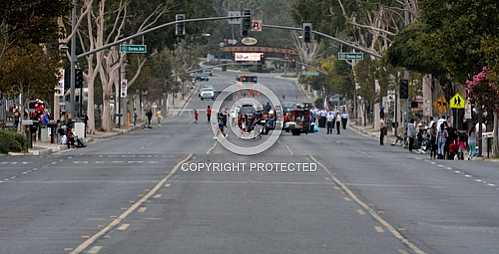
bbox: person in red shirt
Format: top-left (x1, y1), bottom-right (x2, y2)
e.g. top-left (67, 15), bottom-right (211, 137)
top-left (193, 109), bottom-right (199, 124)
top-left (206, 105), bottom-right (212, 123)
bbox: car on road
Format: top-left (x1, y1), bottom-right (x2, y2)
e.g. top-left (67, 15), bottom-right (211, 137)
top-left (199, 87), bottom-right (215, 100)
top-left (192, 71), bottom-right (209, 81)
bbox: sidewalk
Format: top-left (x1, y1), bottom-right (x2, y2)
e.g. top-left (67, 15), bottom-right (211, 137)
top-left (349, 120), bottom-right (397, 144)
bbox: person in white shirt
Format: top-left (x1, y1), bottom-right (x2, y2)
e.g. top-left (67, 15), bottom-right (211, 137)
top-left (335, 111), bottom-right (342, 135)
top-left (326, 111), bottom-right (335, 135)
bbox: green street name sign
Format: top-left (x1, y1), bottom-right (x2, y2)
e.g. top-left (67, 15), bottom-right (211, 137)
top-left (120, 44), bottom-right (147, 54)
top-left (338, 52), bottom-right (364, 61)
top-left (303, 71), bottom-right (320, 77)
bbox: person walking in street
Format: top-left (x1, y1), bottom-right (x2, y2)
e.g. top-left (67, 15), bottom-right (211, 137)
top-left (206, 105), bottom-right (212, 123)
top-left (407, 119), bottom-right (417, 152)
top-left (437, 122), bottom-right (448, 159)
top-left (380, 118), bottom-right (386, 145)
top-left (326, 111), bottom-right (334, 135)
top-left (146, 109), bottom-right (153, 128)
top-left (429, 122), bottom-right (438, 159)
top-left (468, 126), bottom-right (477, 160)
top-left (341, 110), bottom-right (348, 130)
top-left (156, 110), bottom-right (162, 125)
top-left (335, 111), bottom-right (342, 135)
top-left (193, 109), bottom-right (199, 124)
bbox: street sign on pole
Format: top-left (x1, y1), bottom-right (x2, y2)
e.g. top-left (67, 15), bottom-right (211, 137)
top-left (302, 71), bottom-right (320, 77)
top-left (228, 11), bottom-right (242, 24)
top-left (251, 20), bottom-right (263, 32)
top-left (120, 79), bottom-right (128, 98)
top-left (449, 93), bottom-right (465, 109)
top-left (119, 44), bottom-right (147, 54)
top-left (338, 52), bottom-right (364, 61)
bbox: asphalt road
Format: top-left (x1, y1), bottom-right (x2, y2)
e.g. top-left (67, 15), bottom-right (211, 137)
top-left (1, 70), bottom-right (499, 254)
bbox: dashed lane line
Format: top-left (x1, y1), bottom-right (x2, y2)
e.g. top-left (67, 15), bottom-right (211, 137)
top-left (87, 246), bottom-right (102, 254)
top-left (309, 155), bottom-right (427, 254)
top-left (375, 226), bottom-right (385, 233)
top-left (117, 223), bottom-right (130, 231)
top-left (206, 141), bottom-right (217, 155)
top-left (69, 153), bottom-right (192, 254)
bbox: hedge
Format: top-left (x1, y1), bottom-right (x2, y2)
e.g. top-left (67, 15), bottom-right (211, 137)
top-left (0, 129), bottom-right (27, 154)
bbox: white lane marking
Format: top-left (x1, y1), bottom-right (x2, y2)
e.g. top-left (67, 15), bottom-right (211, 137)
top-left (22, 171), bottom-right (28, 175)
top-left (117, 223), bottom-right (130, 231)
top-left (454, 171), bottom-right (462, 174)
top-left (1, 161), bottom-right (8, 165)
top-left (206, 141), bottom-right (217, 155)
top-left (153, 194), bottom-right (162, 199)
top-left (0, 181), bottom-right (4, 183)
top-left (437, 164), bottom-right (445, 168)
top-left (10, 176), bottom-right (16, 179)
top-left (164, 183), bottom-right (171, 188)
top-left (22, 161), bottom-right (29, 165)
top-left (487, 183), bottom-right (496, 187)
top-left (32, 167), bottom-right (38, 171)
top-left (87, 246), bottom-right (102, 254)
top-left (465, 174), bottom-right (472, 178)
top-left (69, 153), bottom-right (192, 254)
top-left (446, 167), bottom-right (453, 170)
top-left (11, 162), bottom-right (17, 165)
top-left (430, 162), bottom-right (436, 165)
top-left (309, 155), bottom-right (427, 254)
top-left (375, 226), bottom-right (385, 233)
top-left (344, 197), bottom-right (351, 201)
top-left (475, 179), bottom-right (483, 183)
top-left (285, 144), bottom-right (294, 156)
top-left (398, 250), bottom-right (410, 254)
top-left (3, 178), bottom-right (9, 181)
top-left (357, 209), bottom-right (366, 215)
top-left (138, 207), bottom-right (147, 213)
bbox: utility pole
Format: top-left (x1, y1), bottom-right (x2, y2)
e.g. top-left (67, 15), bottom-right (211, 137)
top-left (69, 0), bottom-right (78, 119)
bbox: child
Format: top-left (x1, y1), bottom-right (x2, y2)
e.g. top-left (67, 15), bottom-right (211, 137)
top-left (193, 109), bottom-right (199, 124)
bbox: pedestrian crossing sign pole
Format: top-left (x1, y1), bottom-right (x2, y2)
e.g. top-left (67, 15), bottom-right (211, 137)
top-left (449, 93), bottom-right (465, 109)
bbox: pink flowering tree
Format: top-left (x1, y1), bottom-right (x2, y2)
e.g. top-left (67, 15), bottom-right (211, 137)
top-left (466, 67), bottom-right (499, 155)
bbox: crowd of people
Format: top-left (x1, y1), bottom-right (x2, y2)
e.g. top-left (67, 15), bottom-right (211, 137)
top-left (386, 116), bottom-right (481, 160)
top-left (314, 108), bottom-right (349, 135)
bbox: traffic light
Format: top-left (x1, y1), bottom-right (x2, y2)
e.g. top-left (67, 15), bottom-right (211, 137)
top-left (175, 14), bottom-right (185, 36)
top-left (75, 68), bottom-right (84, 88)
top-left (303, 23), bottom-right (313, 43)
top-left (400, 79), bottom-right (409, 99)
top-left (241, 9), bottom-right (251, 37)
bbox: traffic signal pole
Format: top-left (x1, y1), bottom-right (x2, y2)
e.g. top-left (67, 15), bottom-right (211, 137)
top-left (69, 0), bottom-right (78, 119)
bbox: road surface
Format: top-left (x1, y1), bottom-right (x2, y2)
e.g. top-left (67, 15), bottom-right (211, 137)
top-left (1, 71), bottom-right (499, 254)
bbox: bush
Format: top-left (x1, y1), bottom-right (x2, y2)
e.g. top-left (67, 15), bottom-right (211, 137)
top-left (0, 129), bottom-right (27, 153)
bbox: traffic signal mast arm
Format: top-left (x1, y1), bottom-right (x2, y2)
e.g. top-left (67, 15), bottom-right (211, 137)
top-left (262, 24), bottom-right (382, 59)
top-left (77, 15), bottom-right (251, 59)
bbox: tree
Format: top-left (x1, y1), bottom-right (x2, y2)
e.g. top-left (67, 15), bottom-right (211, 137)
top-left (0, 0), bottom-right (71, 62)
top-left (0, 44), bottom-right (61, 111)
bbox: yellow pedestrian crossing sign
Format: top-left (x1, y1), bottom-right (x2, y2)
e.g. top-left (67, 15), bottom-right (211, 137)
top-left (449, 93), bottom-right (465, 109)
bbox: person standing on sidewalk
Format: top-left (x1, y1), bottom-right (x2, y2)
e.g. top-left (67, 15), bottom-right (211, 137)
top-left (326, 111), bottom-right (334, 135)
top-left (437, 122), bottom-right (448, 159)
top-left (206, 105), bottom-right (212, 123)
top-left (429, 122), bottom-right (438, 159)
top-left (133, 108), bottom-right (138, 127)
top-left (380, 118), bottom-right (386, 145)
top-left (468, 126), bottom-right (477, 159)
top-left (407, 119), bottom-right (417, 152)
